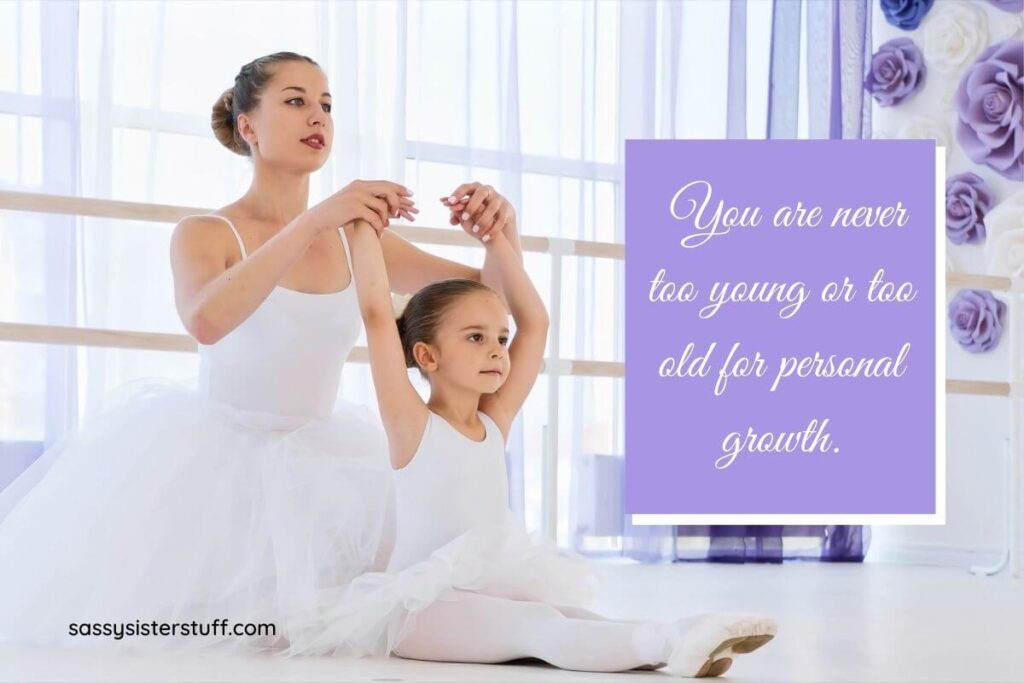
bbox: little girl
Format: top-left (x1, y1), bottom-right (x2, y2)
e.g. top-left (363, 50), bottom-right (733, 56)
top-left (299, 218), bottom-right (778, 677)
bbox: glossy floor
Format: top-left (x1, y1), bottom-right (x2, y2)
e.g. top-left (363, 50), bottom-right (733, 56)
top-left (3, 561), bottom-right (1021, 682)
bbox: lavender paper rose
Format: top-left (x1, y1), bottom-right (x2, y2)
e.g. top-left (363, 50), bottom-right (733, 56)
top-left (987, 0), bottom-right (1024, 13)
top-left (864, 38), bottom-right (927, 107)
top-left (945, 173), bottom-right (994, 244)
top-left (955, 39), bottom-right (1024, 182)
top-left (880, 0), bottom-right (935, 31)
top-left (948, 289), bottom-right (1006, 353)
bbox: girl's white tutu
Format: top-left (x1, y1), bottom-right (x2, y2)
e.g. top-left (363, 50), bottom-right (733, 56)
top-left (295, 510), bottom-right (606, 658)
top-left (0, 379), bottom-right (395, 653)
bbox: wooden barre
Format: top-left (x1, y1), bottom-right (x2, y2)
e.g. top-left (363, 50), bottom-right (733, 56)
top-left (945, 379), bottom-right (1012, 397)
top-left (0, 322), bottom-right (623, 379)
top-left (945, 272), bottom-right (1014, 292)
top-left (0, 190), bottom-right (624, 260)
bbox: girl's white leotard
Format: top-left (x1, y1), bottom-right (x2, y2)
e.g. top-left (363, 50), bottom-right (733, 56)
top-left (386, 411), bottom-right (509, 572)
top-left (0, 215), bottom-right (396, 654)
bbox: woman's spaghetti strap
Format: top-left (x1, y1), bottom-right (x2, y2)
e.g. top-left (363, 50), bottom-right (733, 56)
top-left (203, 214), bottom-right (248, 260)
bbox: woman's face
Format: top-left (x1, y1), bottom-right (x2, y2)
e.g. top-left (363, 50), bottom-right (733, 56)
top-left (238, 60), bottom-right (333, 173)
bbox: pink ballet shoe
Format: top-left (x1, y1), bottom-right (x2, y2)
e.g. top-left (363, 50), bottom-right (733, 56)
top-left (666, 612), bottom-right (777, 678)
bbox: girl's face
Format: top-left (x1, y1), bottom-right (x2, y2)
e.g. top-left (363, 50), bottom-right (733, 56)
top-left (420, 292), bottom-right (512, 395)
top-left (237, 60), bottom-right (333, 173)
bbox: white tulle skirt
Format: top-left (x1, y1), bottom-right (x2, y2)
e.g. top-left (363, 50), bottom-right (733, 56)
top-left (291, 511), bottom-right (608, 658)
top-left (0, 379), bottom-right (396, 654)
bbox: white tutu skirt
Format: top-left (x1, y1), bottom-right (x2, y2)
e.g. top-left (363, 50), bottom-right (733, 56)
top-left (0, 379), bottom-right (396, 654)
top-left (291, 510), bottom-right (608, 658)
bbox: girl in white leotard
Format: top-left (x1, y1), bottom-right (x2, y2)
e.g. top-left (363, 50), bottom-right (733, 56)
top-left (296, 218), bottom-right (779, 678)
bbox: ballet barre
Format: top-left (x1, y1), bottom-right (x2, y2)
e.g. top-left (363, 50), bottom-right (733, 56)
top-left (1, 190), bottom-right (1020, 576)
top-left (0, 190), bottom-right (624, 260)
top-left (0, 321), bottom-right (622, 378)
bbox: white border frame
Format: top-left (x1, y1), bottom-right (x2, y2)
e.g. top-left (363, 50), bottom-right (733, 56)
top-left (631, 145), bottom-right (947, 526)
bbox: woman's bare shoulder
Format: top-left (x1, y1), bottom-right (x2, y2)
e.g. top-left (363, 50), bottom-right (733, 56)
top-left (172, 202), bottom-right (245, 250)
top-left (171, 206), bottom-right (245, 265)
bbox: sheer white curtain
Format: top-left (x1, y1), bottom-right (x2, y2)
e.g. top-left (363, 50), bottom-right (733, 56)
top-left (2, 0), bottom-right (760, 544)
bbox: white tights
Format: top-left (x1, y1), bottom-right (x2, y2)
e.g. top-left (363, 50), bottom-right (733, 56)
top-left (393, 590), bottom-right (688, 673)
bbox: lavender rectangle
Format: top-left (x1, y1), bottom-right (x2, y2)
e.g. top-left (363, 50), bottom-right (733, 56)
top-left (624, 140), bottom-right (937, 516)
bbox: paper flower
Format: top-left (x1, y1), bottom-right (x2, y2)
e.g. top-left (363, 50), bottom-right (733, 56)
top-left (986, 0), bottom-right (1024, 13)
top-left (988, 228), bottom-right (1024, 277)
top-left (864, 38), bottom-right (927, 107)
top-left (948, 289), bottom-right (1007, 353)
top-left (954, 39), bottom-right (1024, 181)
top-left (921, 2), bottom-right (989, 74)
top-left (896, 115), bottom-right (951, 155)
top-left (986, 189), bottom-right (1024, 239)
top-left (984, 190), bottom-right (1024, 271)
top-left (880, 0), bottom-right (935, 31)
top-left (945, 173), bottom-right (995, 244)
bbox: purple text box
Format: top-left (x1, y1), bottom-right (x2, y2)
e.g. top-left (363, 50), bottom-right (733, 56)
top-left (625, 140), bottom-right (937, 516)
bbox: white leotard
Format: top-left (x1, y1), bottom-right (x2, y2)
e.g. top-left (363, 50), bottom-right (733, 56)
top-left (386, 411), bottom-right (509, 572)
top-left (196, 214), bottom-right (360, 419)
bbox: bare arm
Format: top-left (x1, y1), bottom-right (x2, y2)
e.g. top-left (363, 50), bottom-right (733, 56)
top-left (478, 230), bottom-right (549, 440)
top-left (379, 229), bottom-right (481, 294)
top-left (481, 214), bottom-right (523, 300)
top-left (379, 214), bottom-right (523, 302)
top-left (444, 183), bottom-right (524, 302)
top-left (171, 179), bottom-right (413, 345)
top-left (345, 220), bottom-right (429, 469)
top-left (170, 212), bottom-right (324, 345)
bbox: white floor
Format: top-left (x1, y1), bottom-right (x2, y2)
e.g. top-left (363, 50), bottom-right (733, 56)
top-left (3, 561), bottom-right (1022, 682)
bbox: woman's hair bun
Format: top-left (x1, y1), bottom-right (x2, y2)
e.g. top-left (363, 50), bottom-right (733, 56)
top-left (211, 87), bottom-right (247, 156)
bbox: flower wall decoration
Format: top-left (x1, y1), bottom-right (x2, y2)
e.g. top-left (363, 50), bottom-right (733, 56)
top-left (921, 2), bottom-right (989, 75)
top-left (947, 289), bottom-right (1007, 353)
top-left (864, 38), bottom-right (927, 106)
top-left (945, 172), bottom-right (995, 245)
top-left (954, 39), bottom-right (1024, 182)
top-left (880, 0), bottom-right (935, 31)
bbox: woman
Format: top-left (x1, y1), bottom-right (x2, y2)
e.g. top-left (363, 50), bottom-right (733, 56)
top-left (0, 51), bottom-right (517, 653)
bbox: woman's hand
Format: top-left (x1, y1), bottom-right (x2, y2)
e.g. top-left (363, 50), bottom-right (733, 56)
top-left (439, 182), bottom-right (515, 243)
top-left (312, 179), bottom-right (418, 236)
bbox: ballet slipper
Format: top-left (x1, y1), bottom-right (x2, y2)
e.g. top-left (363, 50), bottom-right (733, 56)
top-left (665, 612), bottom-right (777, 678)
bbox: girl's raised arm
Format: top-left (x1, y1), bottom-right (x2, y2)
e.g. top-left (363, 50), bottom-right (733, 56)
top-left (344, 220), bottom-right (428, 469)
top-left (478, 231), bottom-right (549, 440)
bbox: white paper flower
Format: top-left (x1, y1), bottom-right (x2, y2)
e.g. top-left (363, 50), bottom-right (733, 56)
top-left (991, 11), bottom-right (1024, 43)
top-left (922, 2), bottom-right (989, 74)
top-left (896, 115), bottom-right (951, 160)
top-left (983, 191), bottom-right (1024, 275)
top-left (987, 228), bottom-right (1024, 278)
top-left (391, 291), bottom-right (413, 318)
top-left (946, 249), bottom-right (957, 273)
top-left (939, 81), bottom-right (958, 113)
